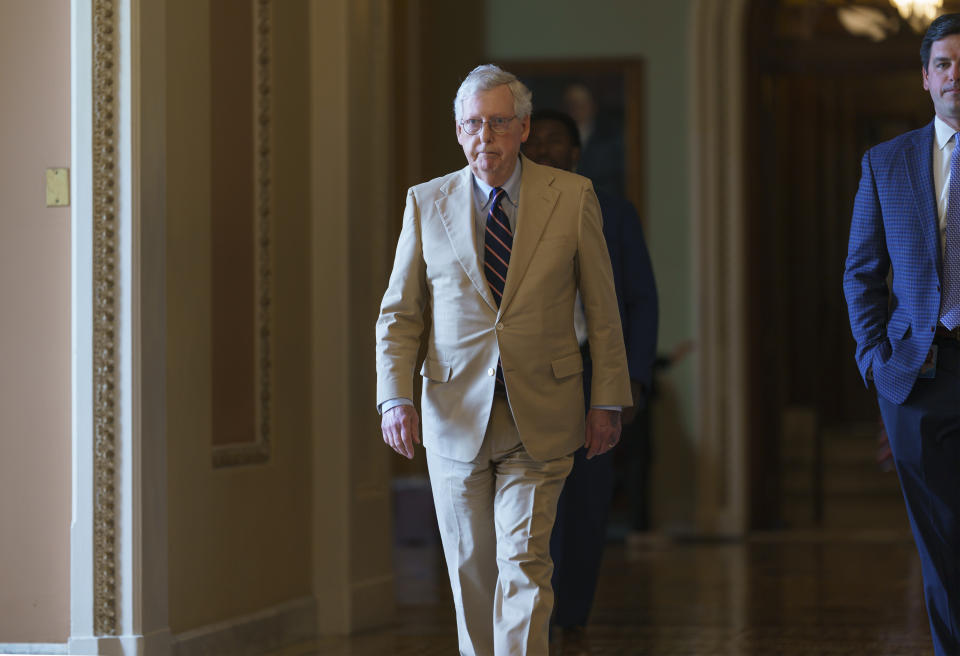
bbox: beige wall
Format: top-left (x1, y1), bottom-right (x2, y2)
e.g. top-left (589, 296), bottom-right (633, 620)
top-left (0, 0), bottom-right (71, 643)
top-left (166, 0), bottom-right (313, 632)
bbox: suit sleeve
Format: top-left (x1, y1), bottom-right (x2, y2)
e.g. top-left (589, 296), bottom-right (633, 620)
top-left (616, 199), bottom-right (658, 393)
top-left (576, 182), bottom-right (634, 407)
top-left (843, 149), bottom-right (891, 386)
top-left (375, 188), bottom-right (428, 407)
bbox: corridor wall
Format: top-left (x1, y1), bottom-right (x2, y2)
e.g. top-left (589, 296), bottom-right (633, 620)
top-left (0, 0), bottom-right (72, 644)
top-left (165, 0), bottom-right (313, 635)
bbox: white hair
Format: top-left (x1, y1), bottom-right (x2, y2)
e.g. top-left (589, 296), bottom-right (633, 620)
top-left (453, 64), bottom-right (533, 121)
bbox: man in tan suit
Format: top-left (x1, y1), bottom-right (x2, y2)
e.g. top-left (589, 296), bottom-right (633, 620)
top-left (376, 64), bottom-right (632, 656)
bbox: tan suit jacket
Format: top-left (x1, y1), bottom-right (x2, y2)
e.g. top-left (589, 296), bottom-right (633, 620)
top-left (376, 155), bottom-right (632, 462)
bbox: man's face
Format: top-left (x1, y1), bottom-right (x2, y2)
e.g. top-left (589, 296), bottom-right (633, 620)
top-left (924, 34), bottom-right (960, 130)
top-left (523, 119), bottom-right (580, 172)
top-left (456, 84), bottom-right (529, 187)
top-left (563, 84), bottom-right (596, 127)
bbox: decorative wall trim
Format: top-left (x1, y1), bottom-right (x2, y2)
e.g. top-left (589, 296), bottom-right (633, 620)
top-left (171, 596), bottom-right (315, 656)
top-left (92, 0), bottom-right (119, 635)
top-left (213, 0), bottom-right (274, 468)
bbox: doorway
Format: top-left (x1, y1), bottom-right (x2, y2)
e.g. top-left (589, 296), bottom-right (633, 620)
top-left (744, 0), bottom-right (932, 530)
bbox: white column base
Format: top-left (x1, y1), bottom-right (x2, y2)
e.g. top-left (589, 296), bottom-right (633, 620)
top-left (68, 630), bottom-right (171, 656)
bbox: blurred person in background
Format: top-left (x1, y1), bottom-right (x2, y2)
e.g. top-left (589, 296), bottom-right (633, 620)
top-left (524, 108), bottom-right (658, 652)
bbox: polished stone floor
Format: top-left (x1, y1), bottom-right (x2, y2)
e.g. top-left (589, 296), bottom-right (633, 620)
top-left (273, 529), bottom-right (932, 655)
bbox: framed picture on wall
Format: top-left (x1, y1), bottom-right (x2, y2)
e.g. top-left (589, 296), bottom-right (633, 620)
top-left (500, 58), bottom-right (646, 225)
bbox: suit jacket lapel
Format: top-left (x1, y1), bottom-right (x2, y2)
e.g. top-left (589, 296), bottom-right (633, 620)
top-left (436, 167), bottom-right (497, 311)
top-left (498, 156), bottom-right (559, 317)
top-left (905, 121), bottom-right (941, 277)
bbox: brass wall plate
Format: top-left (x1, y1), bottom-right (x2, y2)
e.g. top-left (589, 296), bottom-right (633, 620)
top-left (46, 167), bottom-right (69, 207)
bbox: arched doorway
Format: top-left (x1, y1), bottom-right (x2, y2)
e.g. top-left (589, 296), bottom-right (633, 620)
top-left (694, 0), bottom-right (940, 532)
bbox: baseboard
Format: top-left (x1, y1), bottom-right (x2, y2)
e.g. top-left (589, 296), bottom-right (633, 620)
top-left (141, 628), bottom-right (172, 655)
top-left (0, 644), bottom-right (67, 655)
top-left (4, 630), bottom-right (168, 654)
top-left (67, 633), bottom-right (153, 655)
top-left (171, 596), bottom-right (316, 656)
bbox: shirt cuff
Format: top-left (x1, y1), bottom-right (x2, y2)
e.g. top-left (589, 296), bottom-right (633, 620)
top-left (379, 397), bottom-right (414, 415)
top-left (592, 405), bottom-right (622, 411)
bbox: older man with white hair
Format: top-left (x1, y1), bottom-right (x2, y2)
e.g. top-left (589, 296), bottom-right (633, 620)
top-left (376, 64), bottom-right (631, 655)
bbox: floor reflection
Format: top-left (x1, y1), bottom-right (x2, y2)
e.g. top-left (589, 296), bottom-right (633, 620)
top-left (274, 529), bottom-right (931, 655)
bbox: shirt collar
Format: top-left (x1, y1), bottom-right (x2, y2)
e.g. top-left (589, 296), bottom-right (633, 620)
top-left (935, 115), bottom-right (957, 151)
top-left (472, 157), bottom-right (522, 208)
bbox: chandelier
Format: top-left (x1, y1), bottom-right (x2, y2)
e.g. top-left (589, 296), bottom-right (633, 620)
top-left (837, 0), bottom-right (945, 40)
top-left (889, 0), bottom-right (944, 31)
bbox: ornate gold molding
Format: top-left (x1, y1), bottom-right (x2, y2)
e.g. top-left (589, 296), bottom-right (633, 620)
top-left (92, 0), bottom-right (118, 636)
top-left (213, 0), bottom-right (273, 468)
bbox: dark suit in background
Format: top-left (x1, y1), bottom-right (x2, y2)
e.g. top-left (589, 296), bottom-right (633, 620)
top-left (551, 189), bottom-right (658, 629)
top-left (523, 109), bottom-right (658, 640)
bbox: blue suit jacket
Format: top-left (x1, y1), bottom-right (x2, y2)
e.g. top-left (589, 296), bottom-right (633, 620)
top-left (582, 191), bottom-right (658, 405)
top-left (843, 120), bottom-right (943, 405)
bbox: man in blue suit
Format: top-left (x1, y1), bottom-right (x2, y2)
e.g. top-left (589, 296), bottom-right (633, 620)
top-left (523, 109), bottom-right (658, 649)
top-left (844, 14), bottom-right (960, 655)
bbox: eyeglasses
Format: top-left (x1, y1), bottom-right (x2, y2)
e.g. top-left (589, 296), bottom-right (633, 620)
top-left (459, 116), bottom-right (517, 135)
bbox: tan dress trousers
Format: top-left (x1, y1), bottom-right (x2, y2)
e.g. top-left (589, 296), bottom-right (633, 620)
top-left (426, 395), bottom-right (573, 656)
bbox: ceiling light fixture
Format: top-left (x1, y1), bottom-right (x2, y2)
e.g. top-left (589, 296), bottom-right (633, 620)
top-left (889, 0), bottom-right (944, 32)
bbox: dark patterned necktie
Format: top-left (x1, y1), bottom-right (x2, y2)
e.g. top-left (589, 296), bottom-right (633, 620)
top-left (484, 187), bottom-right (512, 304)
top-left (943, 133), bottom-right (960, 329)
top-left (484, 187), bottom-right (512, 385)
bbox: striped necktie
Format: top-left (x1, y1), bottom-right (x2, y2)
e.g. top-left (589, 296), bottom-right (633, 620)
top-left (484, 187), bottom-right (512, 385)
top-left (484, 187), bottom-right (512, 306)
top-left (942, 133), bottom-right (960, 330)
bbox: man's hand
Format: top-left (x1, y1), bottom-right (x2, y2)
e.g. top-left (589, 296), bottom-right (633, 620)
top-left (585, 408), bottom-right (622, 460)
top-left (381, 405), bottom-right (421, 459)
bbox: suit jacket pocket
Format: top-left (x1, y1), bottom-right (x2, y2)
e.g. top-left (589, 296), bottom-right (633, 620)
top-left (887, 313), bottom-right (911, 341)
top-left (551, 352), bottom-right (583, 379)
top-left (420, 358), bottom-right (451, 383)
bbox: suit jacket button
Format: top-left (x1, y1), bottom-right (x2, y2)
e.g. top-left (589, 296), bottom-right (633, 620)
top-left (496, 322), bottom-right (504, 330)
top-left (487, 367), bottom-right (495, 376)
